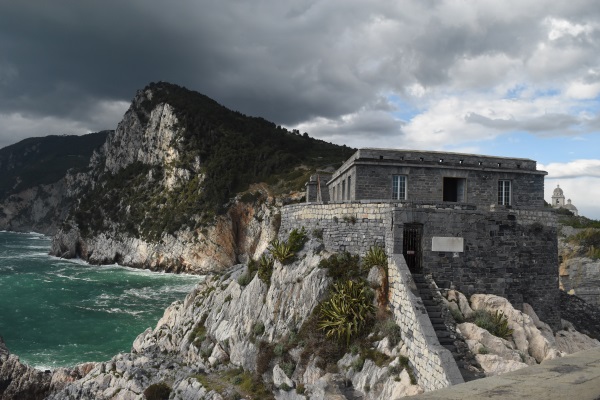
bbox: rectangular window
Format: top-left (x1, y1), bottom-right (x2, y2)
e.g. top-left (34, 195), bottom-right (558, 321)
top-left (347, 176), bottom-right (351, 200)
top-left (342, 180), bottom-right (346, 201)
top-left (443, 177), bottom-right (467, 202)
top-left (332, 186), bottom-right (336, 202)
top-left (498, 180), bottom-right (511, 205)
top-left (392, 175), bottom-right (407, 200)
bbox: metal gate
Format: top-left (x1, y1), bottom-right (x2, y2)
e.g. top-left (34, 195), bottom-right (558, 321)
top-left (403, 223), bottom-right (423, 273)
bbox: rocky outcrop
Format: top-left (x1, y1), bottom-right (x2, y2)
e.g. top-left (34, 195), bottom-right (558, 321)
top-left (0, 179), bottom-right (70, 235)
top-left (47, 239), bottom-right (423, 399)
top-left (446, 291), bottom-right (600, 377)
top-left (51, 191), bottom-right (280, 274)
top-left (558, 226), bottom-right (600, 306)
top-left (0, 337), bottom-right (95, 400)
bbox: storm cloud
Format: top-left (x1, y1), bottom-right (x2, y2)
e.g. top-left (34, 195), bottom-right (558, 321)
top-left (0, 0), bottom-right (599, 151)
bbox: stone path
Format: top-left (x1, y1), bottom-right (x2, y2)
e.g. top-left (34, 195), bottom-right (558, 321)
top-left (412, 346), bottom-right (600, 399)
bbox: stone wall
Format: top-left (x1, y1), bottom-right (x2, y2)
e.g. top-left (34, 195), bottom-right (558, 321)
top-left (388, 254), bottom-right (464, 391)
top-left (325, 148), bottom-right (547, 209)
top-left (392, 206), bottom-right (560, 329)
top-left (280, 201), bottom-right (561, 388)
top-left (280, 202), bottom-right (560, 328)
top-left (279, 202), bottom-right (392, 255)
top-left (347, 164), bottom-right (545, 209)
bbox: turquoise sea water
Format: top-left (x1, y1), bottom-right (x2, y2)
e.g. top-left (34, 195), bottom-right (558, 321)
top-left (0, 231), bottom-right (202, 369)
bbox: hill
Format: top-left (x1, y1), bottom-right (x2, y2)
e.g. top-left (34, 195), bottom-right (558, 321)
top-left (0, 132), bottom-right (109, 200)
top-left (52, 82), bottom-right (354, 272)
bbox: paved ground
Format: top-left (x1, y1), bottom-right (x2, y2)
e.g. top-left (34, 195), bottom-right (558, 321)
top-left (412, 347), bottom-right (600, 399)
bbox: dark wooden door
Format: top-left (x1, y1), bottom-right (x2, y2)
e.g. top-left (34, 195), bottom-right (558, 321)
top-left (403, 224), bottom-right (423, 273)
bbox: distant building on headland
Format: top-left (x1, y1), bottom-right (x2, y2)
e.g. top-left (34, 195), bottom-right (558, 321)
top-left (551, 184), bottom-right (578, 216)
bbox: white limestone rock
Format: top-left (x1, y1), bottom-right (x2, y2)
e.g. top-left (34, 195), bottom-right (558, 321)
top-left (470, 294), bottom-right (563, 363)
top-left (474, 354), bottom-right (529, 376)
top-left (273, 364), bottom-right (295, 388)
top-left (457, 322), bottom-right (535, 365)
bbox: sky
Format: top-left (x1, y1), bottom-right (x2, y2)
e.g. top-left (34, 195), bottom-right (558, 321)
top-left (1, 1), bottom-right (599, 218)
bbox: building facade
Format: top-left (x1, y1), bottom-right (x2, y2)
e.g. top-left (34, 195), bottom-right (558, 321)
top-left (300, 148), bottom-right (560, 328)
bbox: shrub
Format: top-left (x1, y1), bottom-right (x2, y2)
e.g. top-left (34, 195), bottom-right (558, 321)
top-left (252, 321), bottom-right (265, 337)
top-left (318, 280), bottom-right (375, 345)
top-left (237, 272), bottom-right (252, 286)
top-left (363, 246), bottom-right (387, 270)
top-left (190, 324), bottom-right (207, 347)
top-left (312, 228), bottom-right (323, 240)
top-left (256, 341), bottom-right (274, 375)
top-left (375, 315), bottom-right (402, 346)
top-left (287, 227), bottom-right (308, 253)
top-left (318, 252), bottom-right (362, 281)
top-left (143, 382), bottom-right (171, 400)
top-left (472, 310), bottom-right (513, 340)
top-left (257, 254), bottom-right (274, 284)
top-left (398, 356), bottom-right (417, 384)
top-left (478, 346), bottom-right (490, 354)
top-left (269, 239), bottom-right (294, 264)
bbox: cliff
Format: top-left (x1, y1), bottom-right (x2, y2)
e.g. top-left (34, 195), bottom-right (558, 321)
top-left (558, 225), bottom-right (600, 306)
top-left (49, 82), bottom-right (353, 273)
top-left (45, 238), bottom-right (424, 400)
top-left (0, 132), bottom-right (108, 235)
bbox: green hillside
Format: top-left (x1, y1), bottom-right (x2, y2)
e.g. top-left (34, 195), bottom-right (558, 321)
top-left (73, 82), bottom-right (354, 240)
top-left (0, 132), bottom-right (109, 199)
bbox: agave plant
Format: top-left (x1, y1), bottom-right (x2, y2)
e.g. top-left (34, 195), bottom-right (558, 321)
top-left (269, 238), bottom-right (294, 264)
top-left (363, 245), bottom-right (387, 270)
top-left (257, 254), bottom-right (274, 284)
top-left (318, 280), bottom-right (375, 345)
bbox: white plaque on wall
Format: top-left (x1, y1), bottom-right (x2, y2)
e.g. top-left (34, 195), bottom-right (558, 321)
top-left (432, 237), bottom-right (464, 252)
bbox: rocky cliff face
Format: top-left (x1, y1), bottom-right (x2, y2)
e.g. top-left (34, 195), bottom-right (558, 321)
top-left (0, 132), bottom-right (108, 235)
top-left (46, 239), bottom-right (423, 400)
top-left (558, 226), bottom-right (600, 306)
top-left (48, 82), bottom-right (351, 274)
top-left (0, 179), bottom-right (69, 235)
top-left (51, 191), bottom-right (281, 273)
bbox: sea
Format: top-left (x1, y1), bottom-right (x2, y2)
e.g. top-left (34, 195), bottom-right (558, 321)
top-left (0, 231), bottom-right (203, 370)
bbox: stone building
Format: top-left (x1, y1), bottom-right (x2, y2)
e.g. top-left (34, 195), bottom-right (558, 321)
top-left (299, 148), bottom-right (560, 328)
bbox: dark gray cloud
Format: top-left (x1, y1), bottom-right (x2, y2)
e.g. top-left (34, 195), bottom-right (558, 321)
top-left (0, 0), bottom-right (599, 149)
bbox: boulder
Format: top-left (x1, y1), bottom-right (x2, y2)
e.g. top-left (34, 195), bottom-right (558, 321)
top-left (474, 354), bottom-right (528, 376)
top-left (273, 364), bottom-right (295, 388)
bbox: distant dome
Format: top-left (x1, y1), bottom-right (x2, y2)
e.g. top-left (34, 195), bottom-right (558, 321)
top-left (564, 199), bottom-right (578, 211)
top-left (553, 185), bottom-right (564, 196)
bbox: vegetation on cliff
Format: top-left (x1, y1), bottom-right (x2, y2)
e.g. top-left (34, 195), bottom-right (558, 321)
top-left (71, 82), bottom-right (354, 241)
top-left (0, 131), bottom-right (109, 200)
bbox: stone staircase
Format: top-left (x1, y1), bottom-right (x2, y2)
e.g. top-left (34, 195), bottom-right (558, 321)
top-left (412, 274), bottom-right (457, 353)
top-left (412, 274), bottom-right (484, 382)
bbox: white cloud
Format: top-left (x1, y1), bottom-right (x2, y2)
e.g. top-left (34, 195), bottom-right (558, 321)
top-left (565, 81), bottom-right (600, 100)
top-left (539, 159), bottom-right (600, 179)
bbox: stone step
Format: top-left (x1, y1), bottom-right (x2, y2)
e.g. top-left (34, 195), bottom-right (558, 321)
top-left (422, 299), bottom-right (437, 307)
top-left (428, 311), bottom-right (442, 318)
top-left (436, 331), bottom-right (451, 338)
top-left (443, 344), bottom-right (457, 353)
top-left (438, 337), bottom-right (455, 345)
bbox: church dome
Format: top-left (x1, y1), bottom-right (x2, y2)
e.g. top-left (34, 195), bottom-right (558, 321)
top-left (564, 199), bottom-right (578, 211)
top-left (553, 185), bottom-right (564, 196)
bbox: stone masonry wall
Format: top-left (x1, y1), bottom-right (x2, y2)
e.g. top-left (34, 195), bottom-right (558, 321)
top-left (350, 163), bottom-right (545, 209)
top-left (279, 201), bottom-right (561, 387)
top-left (279, 202), bottom-right (392, 255)
top-left (392, 207), bottom-right (560, 328)
top-left (388, 254), bottom-right (464, 391)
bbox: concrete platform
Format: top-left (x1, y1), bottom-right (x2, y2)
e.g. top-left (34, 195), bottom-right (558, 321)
top-left (412, 347), bottom-right (600, 399)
